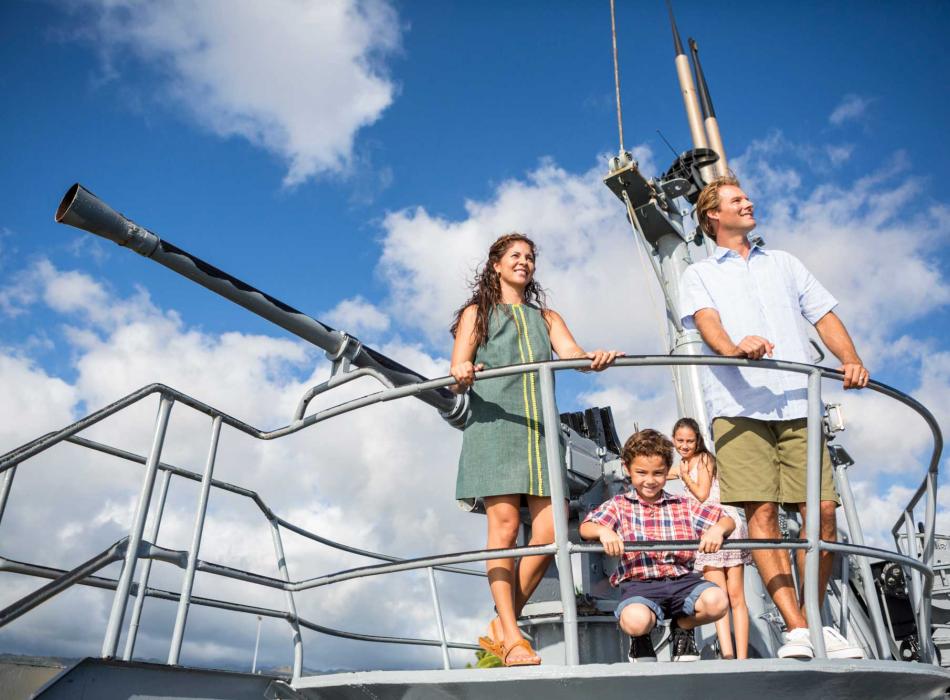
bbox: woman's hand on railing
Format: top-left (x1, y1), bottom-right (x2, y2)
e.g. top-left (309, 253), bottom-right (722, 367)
top-left (583, 349), bottom-right (624, 372)
top-left (450, 360), bottom-right (484, 394)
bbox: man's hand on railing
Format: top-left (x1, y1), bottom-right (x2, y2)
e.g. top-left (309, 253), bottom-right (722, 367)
top-left (732, 335), bottom-right (774, 360)
top-left (839, 361), bottom-right (870, 390)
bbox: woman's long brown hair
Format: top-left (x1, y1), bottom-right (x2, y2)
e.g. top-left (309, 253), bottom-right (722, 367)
top-left (450, 233), bottom-right (548, 347)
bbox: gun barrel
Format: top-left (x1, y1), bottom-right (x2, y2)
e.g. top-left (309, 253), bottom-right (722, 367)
top-left (55, 183), bottom-right (463, 421)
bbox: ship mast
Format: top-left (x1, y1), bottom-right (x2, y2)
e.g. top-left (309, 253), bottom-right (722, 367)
top-left (603, 1), bottom-right (714, 436)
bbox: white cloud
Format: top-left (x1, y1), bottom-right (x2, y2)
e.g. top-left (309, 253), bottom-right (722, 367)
top-left (378, 154), bottom-right (667, 356)
top-left (829, 94), bottom-right (872, 126)
top-left (0, 261), bottom-right (483, 672)
top-left (79, 0), bottom-right (401, 186)
top-left (324, 296), bottom-right (391, 339)
top-left (4, 129), bottom-right (950, 672)
top-left (733, 140), bottom-right (950, 367)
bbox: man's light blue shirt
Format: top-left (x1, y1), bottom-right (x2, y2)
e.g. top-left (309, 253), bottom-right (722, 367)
top-left (679, 244), bottom-right (838, 422)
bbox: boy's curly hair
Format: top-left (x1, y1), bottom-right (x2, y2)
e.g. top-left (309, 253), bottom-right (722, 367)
top-left (621, 429), bottom-right (674, 469)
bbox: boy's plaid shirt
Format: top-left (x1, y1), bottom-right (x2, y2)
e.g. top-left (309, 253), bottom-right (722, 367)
top-left (583, 489), bottom-right (723, 586)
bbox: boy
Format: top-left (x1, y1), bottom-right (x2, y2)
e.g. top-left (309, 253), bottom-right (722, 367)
top-left (579, 429), bottom-right (734, 662)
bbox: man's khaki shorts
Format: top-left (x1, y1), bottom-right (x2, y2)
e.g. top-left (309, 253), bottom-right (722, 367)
top-left (712, 417), bottom-right (839, 507)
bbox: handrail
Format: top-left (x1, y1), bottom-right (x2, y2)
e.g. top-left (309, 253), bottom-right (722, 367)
top-left (63, 434), bottom-right (483, 578)
top-left (0, 550), bottom-right (481, 653)
top-left (0, 355), bottom-right (941, 670)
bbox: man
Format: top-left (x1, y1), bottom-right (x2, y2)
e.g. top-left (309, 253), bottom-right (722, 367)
top-left (679, 174), bottom-right (868, 659)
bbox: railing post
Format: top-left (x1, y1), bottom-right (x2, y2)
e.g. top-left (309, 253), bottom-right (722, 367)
top-left (101, 394), bottom-right (174, 658)
top-left (833, 464), bottom-right (889, 657)
top-left (123, 467), bottom-right (173, 660)
top-left (902, 509), bottom-right (934, 663)
top-left (920, 470), bottom-right (938, 663)
top-left (803, 369), bottom-right (827, 658)
top-left (168, 415), bottom-right (222, 665)
top-left (426, 567), bottom-right (451, 670)
top-left (538, 365), bottom-right (579, 666)
top-left (269, 518), bottom-right (304, 680)
top-left (0, 465), bottom-right (16, 527)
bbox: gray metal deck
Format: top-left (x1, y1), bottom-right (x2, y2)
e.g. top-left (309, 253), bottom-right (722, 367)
top-left (286, 660), bottom-right (950, 700)
top-left (29, 657), bottom-right (279, 700)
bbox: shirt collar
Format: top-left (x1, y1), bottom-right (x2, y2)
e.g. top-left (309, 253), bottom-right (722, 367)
top-left (623, 488), bottom-right (673, 506)
top-left (713, 240), bottom-right (766, 261)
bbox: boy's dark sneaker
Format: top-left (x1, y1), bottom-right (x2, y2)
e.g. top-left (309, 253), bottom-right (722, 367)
top-left (628, 634), bottom-right (657, 662)
top-left (670, 626), bottom-right (699, 662)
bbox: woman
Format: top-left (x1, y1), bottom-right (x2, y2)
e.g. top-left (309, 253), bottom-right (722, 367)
top-left (450, 233), bottom-right (620, 666)
top-left (670, 417), bottom-right (751, 659)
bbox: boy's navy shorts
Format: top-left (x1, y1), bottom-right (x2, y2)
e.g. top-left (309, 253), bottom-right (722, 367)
top-left (614, 572), bottom-right (716, 624)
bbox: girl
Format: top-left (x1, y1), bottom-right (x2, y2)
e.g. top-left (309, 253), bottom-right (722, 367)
top-left (450, 233), bottom-right (620, 666)
top-left (670, 417), bottom-right (751, 660)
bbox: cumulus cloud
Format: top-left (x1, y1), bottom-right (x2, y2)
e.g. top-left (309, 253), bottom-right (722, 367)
top-left (378, 154), bottom-right (667, 357)
top-left (324, 295), bottom-right (390, 339)
top-left (733, 139), bottom-right (950, 366)
top-left (3, 128), bottom-right (950, 672)
top-left (77, 0), bottom-right (401, 186)
top-left (829, 94), bottom-right (873, 126)
top-left (0, 261), bottom-right (482, 672)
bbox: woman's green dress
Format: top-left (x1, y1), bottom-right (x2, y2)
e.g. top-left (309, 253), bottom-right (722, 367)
top-left (456, 304), bottom-right (565, 503)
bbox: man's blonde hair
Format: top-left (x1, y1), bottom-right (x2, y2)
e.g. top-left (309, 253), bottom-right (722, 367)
top-left (696, 173), bottom-right (741, 239)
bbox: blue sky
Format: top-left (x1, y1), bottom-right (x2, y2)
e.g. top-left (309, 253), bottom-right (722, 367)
top-left (1, 0), bottom-right (948, 673)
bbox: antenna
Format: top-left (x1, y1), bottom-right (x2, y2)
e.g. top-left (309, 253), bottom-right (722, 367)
top-left (656, 129), bottom-right (679, 158)
top-left (609, 0), bottom-right (625, 152)
top-left (665, 1), bottom-right (709, 155)
top-left (688, 36), bottom-right (729, 173)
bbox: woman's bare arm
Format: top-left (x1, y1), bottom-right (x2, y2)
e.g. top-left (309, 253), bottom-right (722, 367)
top-left (449, 305), bottom-right (483, 393)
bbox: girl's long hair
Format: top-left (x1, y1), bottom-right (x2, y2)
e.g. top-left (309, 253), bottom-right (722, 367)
top-left (450, 233), bottom-right (547, 347)
top-left (671, 417), bottom-right (711, 458)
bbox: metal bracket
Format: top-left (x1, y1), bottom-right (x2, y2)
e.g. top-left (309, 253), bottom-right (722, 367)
top-left (325, 333), bottom-right (363, 376)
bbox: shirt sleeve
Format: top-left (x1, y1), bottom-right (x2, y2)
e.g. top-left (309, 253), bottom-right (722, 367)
top-left (783, 252), bottom-right (838, 324)
top-left (690, 501), bottom-right (724, 536)
top-left (584, 496), bottom-right (621, 530)
top-left (679, 264), bottom-right (717, 326)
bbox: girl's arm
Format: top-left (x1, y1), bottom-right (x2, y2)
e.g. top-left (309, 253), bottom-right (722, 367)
top-left (543, 309), bottom-right (622, 371)
top-left (697, 515), bottom-right (736, 553)
top-left (449, 305), bottom-right (484, 393)
top-left (681, 454), bottom-right (713, 502)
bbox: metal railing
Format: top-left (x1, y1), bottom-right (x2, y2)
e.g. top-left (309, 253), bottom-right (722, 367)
top-left (0, 355), bottom-right (942, 676)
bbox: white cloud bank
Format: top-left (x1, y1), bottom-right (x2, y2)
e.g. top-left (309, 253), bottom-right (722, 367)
top-left (0, 261), bottom-right (483, 672)
top-left (2, 133), bottom-right (949, 672)
top-left (78, 0), bottom-right (401, 185)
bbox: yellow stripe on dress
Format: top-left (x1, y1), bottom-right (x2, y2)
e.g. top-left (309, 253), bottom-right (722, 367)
top-left (511, 305), bottom-right (534, 495)
top-left (515, 305), bottom-right (544, 497)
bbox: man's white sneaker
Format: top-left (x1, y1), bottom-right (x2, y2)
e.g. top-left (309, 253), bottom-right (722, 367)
top-left (822, 626), bottom-right (866, 659)
top-left (777, 627), bottom-right (814, 659)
